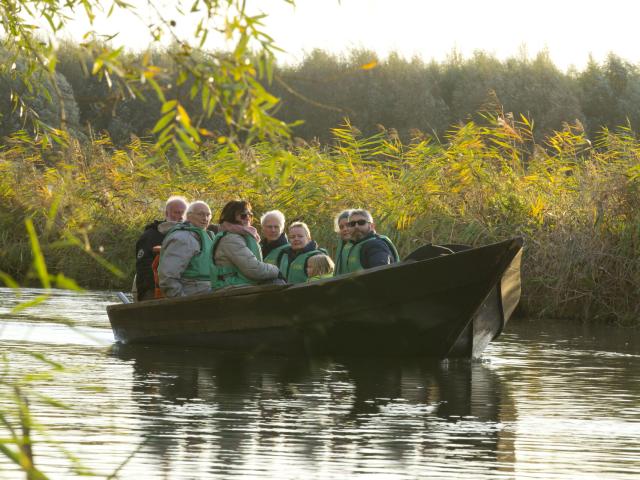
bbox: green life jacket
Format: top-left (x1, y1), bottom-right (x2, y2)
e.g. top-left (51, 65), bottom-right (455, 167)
top-left (278, 246), bottom-right (328, 284)
top-left (164, 223), bottom-right (215, 281)
top-left (334, 238), bottom-right (353, 276)
top-left (345, 234), bottom-right (400, 273)
top-left (307, 273), bottom-right (333, 282)
top-left (210, 232), bottom-right (263, 289)
top-left (263, 242), bottom-right (290, 266)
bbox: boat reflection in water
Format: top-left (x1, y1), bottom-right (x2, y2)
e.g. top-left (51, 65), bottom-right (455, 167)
top-left (112, 345), bottom-right (516, 478)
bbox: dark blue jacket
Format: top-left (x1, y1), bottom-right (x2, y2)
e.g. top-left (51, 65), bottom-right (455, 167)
top-left (260, 232), bottom-right (288, 259)
top-left (357, 232), bottom-right (397, 269)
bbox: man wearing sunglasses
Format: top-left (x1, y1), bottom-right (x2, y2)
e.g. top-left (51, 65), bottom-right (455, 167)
top-left (343, 209), bottom-right (399, 273)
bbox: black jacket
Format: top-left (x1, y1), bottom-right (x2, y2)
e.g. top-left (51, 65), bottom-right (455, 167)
top-left (260, 233), bottom-right (288, 259)
top-left (357, 232), bottom-right (396, 269)
top-left (135, 220), bottom-right (165, 300)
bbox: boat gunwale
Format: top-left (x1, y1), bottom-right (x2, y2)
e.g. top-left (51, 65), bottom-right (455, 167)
top-left (108, 237), bottom-right (523, 315)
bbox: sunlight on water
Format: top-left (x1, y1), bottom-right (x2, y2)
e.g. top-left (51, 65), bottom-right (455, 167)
top-left (1, 321), bottom-right (113, 346)
top-left (0, 289), bottom-right (638, 479)
top-left (0, 287), bottom-right (114, 328)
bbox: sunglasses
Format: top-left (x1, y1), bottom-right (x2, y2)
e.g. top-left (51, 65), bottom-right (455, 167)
top-left (239, 211), bottom-right (253, 219)
top-left (348, 219), bottom-right (369, 227)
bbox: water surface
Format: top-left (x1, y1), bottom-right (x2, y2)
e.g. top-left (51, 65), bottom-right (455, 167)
top-left (1, 288), bottom-right (638, 479)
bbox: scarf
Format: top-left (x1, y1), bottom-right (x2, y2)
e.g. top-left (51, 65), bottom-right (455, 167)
top-left (219, 221), bottom-right (261, 242)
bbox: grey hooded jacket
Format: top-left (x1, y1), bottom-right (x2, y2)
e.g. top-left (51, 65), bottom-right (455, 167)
top-left (158, 223), bottom-right (212, 298)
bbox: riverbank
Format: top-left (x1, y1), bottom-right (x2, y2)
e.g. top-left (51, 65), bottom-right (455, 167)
top-left (1, 118), bottom-right (638, 325)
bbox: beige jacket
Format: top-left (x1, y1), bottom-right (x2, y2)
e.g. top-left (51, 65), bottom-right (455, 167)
top-left (214, 232), bottom-right (279, 282)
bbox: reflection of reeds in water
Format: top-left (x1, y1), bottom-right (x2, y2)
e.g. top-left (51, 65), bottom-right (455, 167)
top-left (1, 117), bottom-right (639, 324)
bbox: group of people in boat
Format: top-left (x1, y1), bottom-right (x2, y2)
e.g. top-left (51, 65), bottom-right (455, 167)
top-left (133, 197), bottom-right (399, 301)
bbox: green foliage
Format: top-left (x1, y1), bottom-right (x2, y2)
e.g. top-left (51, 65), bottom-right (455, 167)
top-left (578, 54), bottom-right (640, 139)
top-left (271, 49), bottom-right (640, 144)
top-left (0, 54), bottom-right (82, 142)
top-left (0, 0), bottom-right (293, 154)
top-left (4, 38), bottom-right (640, 153)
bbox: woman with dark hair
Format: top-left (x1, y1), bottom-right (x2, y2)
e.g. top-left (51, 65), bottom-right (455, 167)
top-left (210, 200), bottom-right (280, 289)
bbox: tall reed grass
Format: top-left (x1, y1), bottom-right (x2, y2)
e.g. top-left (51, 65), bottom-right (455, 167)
top-left (1, 115), bottom-right (639, 324)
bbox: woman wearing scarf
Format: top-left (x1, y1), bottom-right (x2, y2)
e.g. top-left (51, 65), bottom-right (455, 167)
top-left (210, 200), bottom-right (280, 289)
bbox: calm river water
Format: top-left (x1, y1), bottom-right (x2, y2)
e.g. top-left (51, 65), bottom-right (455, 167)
top-left (0, 288), bottom-right (638, 479)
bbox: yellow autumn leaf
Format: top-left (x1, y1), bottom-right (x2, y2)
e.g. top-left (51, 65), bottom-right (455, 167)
top-left (360, 60), bottom-right (378, 70)
top-left (176, 104), bottom-right (192, 129)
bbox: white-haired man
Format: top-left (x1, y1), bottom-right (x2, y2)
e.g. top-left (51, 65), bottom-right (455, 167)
top-left (158, 201), bottom-right (214, 297)
top-left (134, 195), bottom-right (188, 301)
top-left (344, 209), bottom-right (399, 273)
top-left (259, 210), bottom-right (290, 265)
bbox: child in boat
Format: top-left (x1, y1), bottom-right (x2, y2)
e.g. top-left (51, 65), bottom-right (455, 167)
top-left (306, 254), bottom-right (335, 281)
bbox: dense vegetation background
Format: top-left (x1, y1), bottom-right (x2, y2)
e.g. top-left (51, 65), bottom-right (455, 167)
top-left (2, 44), bottom-right (639, 145)
top-left (1, 45), bottom-right (639, 324)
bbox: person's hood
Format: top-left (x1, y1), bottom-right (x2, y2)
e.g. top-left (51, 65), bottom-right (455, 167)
top-left (303, 240), bottom-right (319, 252)
top-left (158, 220), bottom-right (181, 235)
top-left (143, 219), bottom-right (163, 231)
top-left (291, 239), bottom-right (318, 256)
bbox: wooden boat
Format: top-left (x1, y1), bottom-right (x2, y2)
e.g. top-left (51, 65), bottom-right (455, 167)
top-left (107, 237), bottom-right (523, 359)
